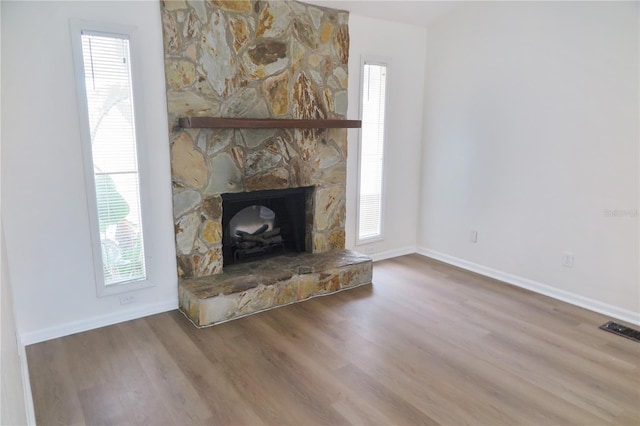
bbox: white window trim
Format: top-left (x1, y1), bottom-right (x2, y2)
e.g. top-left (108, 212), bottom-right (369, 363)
top-left (356, 56), bottom-right (391, 246)
top-left (70, 19), bottom-right (155, 297)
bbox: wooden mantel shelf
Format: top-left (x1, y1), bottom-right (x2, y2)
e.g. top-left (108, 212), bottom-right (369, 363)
top-left (178, 117), bottom-right (361, 129)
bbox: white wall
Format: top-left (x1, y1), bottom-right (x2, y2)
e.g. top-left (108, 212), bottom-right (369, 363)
top-left (2, 1), bottom-right (177, 344)
top-left (346, 14), bottom-right (426, 259)
top-left (1, 1), bottom-right (427, 344)
top-left (7, 0), bottom-right (634, 345)
top-left (419, 2), bottom-right (639, 317)
top-left (1, 225), bottom-right (29, 426)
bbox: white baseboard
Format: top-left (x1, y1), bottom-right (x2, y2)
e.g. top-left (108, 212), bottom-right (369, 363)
top-left (19, 300), bottom-right (178, 346)
top-left (18, 336), bottom-right (36, 425)
top-left (416, 247), bottom-right (640, 326)
top-left (368, 246), bottom-right (417, 262)
top-left (17, 247), bottom-right (639, 341)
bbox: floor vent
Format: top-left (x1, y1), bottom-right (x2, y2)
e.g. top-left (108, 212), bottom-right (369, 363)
top-left (599, 321), bottom-right (640, 343)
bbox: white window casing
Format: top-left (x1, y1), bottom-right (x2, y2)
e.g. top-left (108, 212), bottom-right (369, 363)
top-left (71, 19), bottom-right (154, 296)
top-left (357, 59), bottom-right (389, 244)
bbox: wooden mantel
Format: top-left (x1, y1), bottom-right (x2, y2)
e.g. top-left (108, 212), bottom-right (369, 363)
top-left (178, 117), bottom-right (362, 129)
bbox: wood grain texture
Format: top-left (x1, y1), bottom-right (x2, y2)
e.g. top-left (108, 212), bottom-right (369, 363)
top-left (178, 117), bottom-right (362, 129)
top-left (27, 254), bottom-right (640, 425)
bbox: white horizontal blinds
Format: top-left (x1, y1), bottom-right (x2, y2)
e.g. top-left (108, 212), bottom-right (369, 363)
top-left (80, 33), bottom-right (146, 286)
top-left (359, 63), bottom-right (387, 240)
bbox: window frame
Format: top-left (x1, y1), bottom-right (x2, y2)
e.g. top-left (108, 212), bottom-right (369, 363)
top-left (70, 19), bottom-right (155, 297)
top-left (356, 56), bottom-right (390, 245)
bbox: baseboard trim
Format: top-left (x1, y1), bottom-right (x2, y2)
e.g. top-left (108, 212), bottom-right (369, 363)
top-left (18, 249), bottom-right (639, 342)
top-left (18, 337), bottom-right (36, 425)
top-left (416, 247), bottom-right (640, 326)
top-left (19, 300), bottom-right (178, 345)
top-left (368, 246), bottom-right (417, 262)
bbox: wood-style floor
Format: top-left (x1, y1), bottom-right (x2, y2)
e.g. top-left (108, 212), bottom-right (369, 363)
top-left (27, 254), bottom-right (640, 425)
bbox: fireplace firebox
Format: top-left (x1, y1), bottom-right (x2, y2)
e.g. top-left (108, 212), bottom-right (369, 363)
top-left (221, 187), bottom-right (313, 266)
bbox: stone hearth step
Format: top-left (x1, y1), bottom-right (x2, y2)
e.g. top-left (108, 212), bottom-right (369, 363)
top-left (179, 249), bottom-right (373, 327)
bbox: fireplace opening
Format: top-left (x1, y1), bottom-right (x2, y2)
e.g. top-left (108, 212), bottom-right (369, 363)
top-left (221, 187), bottom-right (313, 266)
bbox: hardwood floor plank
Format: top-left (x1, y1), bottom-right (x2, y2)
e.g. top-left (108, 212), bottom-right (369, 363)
top-left (144, 313), bottom-right (266, 426)
top-left (224, 329), bottom-right (350, 425)
top-left (331, 395), bottom-right (395, 426)
top-left (26, 339), bottom-right (85, 426)
top-left (266, 304), bottom-right (353, 370)
top-left (172, 312), bottom-right (315, 425)
top-left (327, 294), bottom-right (574, 424)
top-left (329, 317), bottom-right (520, 425)
top-left (117, 318), bottom-right (214, 424)
top-left (27, 254), bottom-right (640, 425)
top-left (97, 325), bottom-right (176, 426)
top-left (335, 363), bottom-right (440, 425)
top-left (61, 331), bottom-right (113, 392)
top-left (77, 383), bottom-right (130, 426)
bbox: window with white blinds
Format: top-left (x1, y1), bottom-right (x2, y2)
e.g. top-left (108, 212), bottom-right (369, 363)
top-left (77, 30), bottom-right (147, 288)
top-left (358, 62), bottom-right (387, 241)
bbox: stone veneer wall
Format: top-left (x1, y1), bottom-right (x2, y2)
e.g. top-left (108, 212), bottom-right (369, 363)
top-left (160, 0), bottom-right (351, 279)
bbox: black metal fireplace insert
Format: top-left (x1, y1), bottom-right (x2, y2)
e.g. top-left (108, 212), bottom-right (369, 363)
top-left (221, 186), bottom-right (313, 266)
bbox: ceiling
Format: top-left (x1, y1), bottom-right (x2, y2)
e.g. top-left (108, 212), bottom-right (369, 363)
top-left (302, 0), bottom-right (461, 27)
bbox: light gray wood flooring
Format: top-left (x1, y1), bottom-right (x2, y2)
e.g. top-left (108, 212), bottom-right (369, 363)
top-left (26, 254), bottom-right (640, 425)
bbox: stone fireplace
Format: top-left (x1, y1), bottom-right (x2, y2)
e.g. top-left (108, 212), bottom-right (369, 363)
top-left (160, 0), bottom-right (372, 327)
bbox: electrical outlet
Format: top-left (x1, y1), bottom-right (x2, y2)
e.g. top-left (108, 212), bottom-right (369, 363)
top-left (361, 245), bottom-right (377, 255)
top-left (470, 230), bottom-right (478, 243)
top-left (562, 252), bottom-right (574, 268)
top-left (120, 294), bottom-right (136, 305)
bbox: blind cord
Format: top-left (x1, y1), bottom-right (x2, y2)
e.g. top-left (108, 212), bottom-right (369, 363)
top-left (88, 36), bottom-right (96, 91)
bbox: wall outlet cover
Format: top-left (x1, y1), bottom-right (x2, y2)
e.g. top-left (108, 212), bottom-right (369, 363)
top-left (562, 252), bottom-right (574, 268)
top-left (119, 294), bottom-right (136, 305)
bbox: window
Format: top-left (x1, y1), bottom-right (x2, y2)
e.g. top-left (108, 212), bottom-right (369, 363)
top-left (357, 61), bottom-right (388, 242)
top-left (72, 21), bottom-right (150, 295)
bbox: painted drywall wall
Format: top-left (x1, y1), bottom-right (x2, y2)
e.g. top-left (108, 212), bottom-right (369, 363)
top-left (1, 226), bottom-right (29, 426)
top-left (1, 0), bottom-right (427, 343)
top-left (346, 14), bottom-right (426, 258)
top-left (2, 1), bottom-right (177, 343)
top-left (419, 2), bottom-right (639, 314)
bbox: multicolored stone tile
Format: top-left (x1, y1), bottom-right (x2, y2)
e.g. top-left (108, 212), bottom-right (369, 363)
top-left (161, 1), bottom-right (369, 327)
top-left (179, 250), bottom-right (372, 327)
top-left (161, 0), bottom-right (352, 280)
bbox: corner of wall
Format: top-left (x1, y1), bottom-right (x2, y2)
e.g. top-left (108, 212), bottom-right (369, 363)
top-left (1, 223), bottom-right (31, 425)
top-left (416, 247), bottom-right (640, 326)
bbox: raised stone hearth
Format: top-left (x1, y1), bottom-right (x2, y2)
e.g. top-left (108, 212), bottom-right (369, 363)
top-left (179, 249), bottom-right (372, 327)
top-left (161, 0), bottom-right (372, 326)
